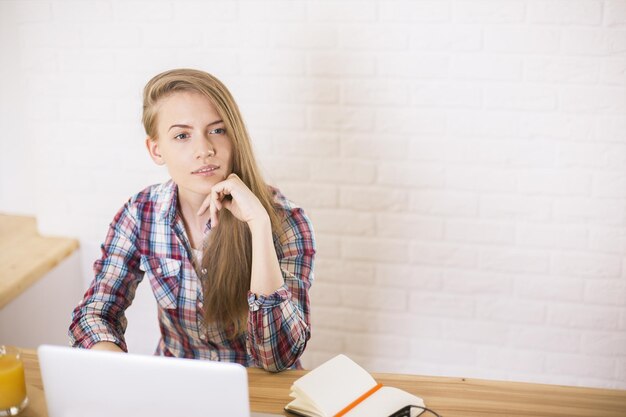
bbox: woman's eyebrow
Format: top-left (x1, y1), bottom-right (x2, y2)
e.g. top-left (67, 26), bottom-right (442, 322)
top-left (168, 120), bottom-right (223, 132)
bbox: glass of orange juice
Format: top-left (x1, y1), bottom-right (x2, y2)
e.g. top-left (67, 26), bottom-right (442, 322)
top-left (0, 346), bottom-right (28, 416)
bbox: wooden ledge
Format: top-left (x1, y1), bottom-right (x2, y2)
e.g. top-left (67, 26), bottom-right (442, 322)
top-left (0, 214), bottom-right (79, 310)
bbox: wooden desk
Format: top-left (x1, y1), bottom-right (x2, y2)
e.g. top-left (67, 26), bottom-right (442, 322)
top-left (18, 349), bottom-right (626, 417)
top-left (0, 215), bottom-right (79, 309)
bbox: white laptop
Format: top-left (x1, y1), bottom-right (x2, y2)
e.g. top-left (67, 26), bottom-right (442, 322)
top-left (38, 344), bottom-right (282, 417)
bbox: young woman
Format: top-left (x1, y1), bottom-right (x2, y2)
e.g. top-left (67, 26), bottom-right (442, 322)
top-left (69, 69), bottom-right (315, 372)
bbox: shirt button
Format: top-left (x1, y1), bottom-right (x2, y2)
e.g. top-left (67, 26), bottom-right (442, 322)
top-left (156, 267), bottom-right (162, 274)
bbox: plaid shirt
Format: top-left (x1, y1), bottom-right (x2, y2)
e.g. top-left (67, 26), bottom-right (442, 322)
top-left (69, 180), bottom-right (315, 372)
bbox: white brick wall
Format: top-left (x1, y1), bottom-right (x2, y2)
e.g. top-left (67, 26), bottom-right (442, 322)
top-left (1, 0), bottom-right (624, 389)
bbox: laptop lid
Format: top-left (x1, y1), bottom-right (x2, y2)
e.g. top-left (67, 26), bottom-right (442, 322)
top-left (38, 344), bottom-right (253, 417)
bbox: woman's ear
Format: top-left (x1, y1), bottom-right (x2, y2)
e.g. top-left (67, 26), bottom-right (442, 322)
top-left (145, 137), bottom-right (165, 165)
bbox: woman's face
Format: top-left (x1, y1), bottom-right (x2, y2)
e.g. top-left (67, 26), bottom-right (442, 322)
top-left (146, 91), bottom-right (234, 202)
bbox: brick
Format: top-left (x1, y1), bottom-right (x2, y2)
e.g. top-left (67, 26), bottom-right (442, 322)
top-left (340, 134), bottom-right (409, 161)
top-left (524, 57), bottom-right (600, 84)
top-left (558, 142), bottom-right (612, 168)
top-left (408, 139), bottom-right (469, 163)
top-left (606, 144), bottom-right (626, 169)
top-left (239, 0), bottom-right (305, 20)
top-left (310, 159), bottom-right (376, 185)
top-left (308, 105), bottom-right (375, 132)
top-left (304, 329), bottom-right (345, 353)
top-left (412, 82), bottom-right (482, 108)
top-left (377, 53), bottom-right (449, 78)
top-left (380, 1), bottom-right (451, 22)
top-left (376, 264), bottom-right (443, 290)
top-left (377, 162), bottom-right (445, 188)
top-left (342, 285), bottom-right (408, 312)
top-left (141, 24), bottom-right (204, 48)
top-left (80, 24), bottom-right (142, 48)
top-left (309, 282), bottom-right (342, 307)
top-left (376, 108), bottom-right (446, 134)
top-left (454, 0), bottom-right (526, 23)
top-left (271, 23), bottom-right (337, 48)
top-left (478, 139), bottom-right (557, 168)
top-left (443, 320), bottom-right (510, 345)
top-left (345, 334), bottom-right (410, 359)
top-left (173, 1), bottom-right (237, 21)
top-left (277, 183), bottom-right (338, 209)
top-left (552, 252), bottom-right (622, 279)
top-left (410, 339), bottom-right (477, 366)
top-left (603, 59), bottom-right (626, 86)
top-left (517, 223), bottom-right (588, 250)
top-left (510, 327), bottom-right (581, 353)
top-left (561, 28), bottom-right (609, 55)
top-left (342, 237), bottom-right (409, 263)
top-left (545, 353), bottom-right (615, 378)
top-left (113, 1), bottom-right (172, 21)
top-left (240, 51), bottom-right (305, 76)
top-left (445, 166), bottom-right (516, 192)
top-left (308, 209), bottom-right (375, 236)
top-left (11, 1), bottom-right (52, 22)
top-left (376, 213), bottom-right (444, 240)
top-left (608, 30), bottom-right (626, 54)
top-left (480, 248), bottom-right (550, 274)
top-left (518, 113), bottom-right (597, 142)
top-left (560, 86), bottom-right (626, 112)
top-left (589, 227), bottom-right (626, 254)
top-left (446, 110), bottom-right (522, 137)
top-left (260, 157), bottom-right (309, 182)
top-left (554, 197), bottom-right (624, 226)
top-left (308, 52), bottom-right (375, 76)
top-left (516, 275), bottom-right (585, 302)
top-left (313, 258), bottom-right (376, 284)
top-left (585, 279), bottom-right (626, 306)
top-left (451, 55), bottom-right (522, 81)
top-left (548, 304), bottom-right (620, 330)
top-left (443, 270), bottom-right (513, 295)
top-left (234, 77), bottom-right (339, 104)
top-left (485, 27), bottom-right (560, 54)
top-left (410, 190), bottom-right (479, 216)
top-left (201, 25), bottom-right (268, 48)
top-left (410, 291), bottom-right (475, 318)
top-left (476, 347), bottom-right (545, 373)
top-left (411, 242), bottom-right (478, 268)
top-left (342, 79), bottom-right (410, 106)
top-left (340, 186), bottom-right (409, 212)
top-left (445, 219), bottom-right (515, 245)
top-left (605, 1), bottom-right (626, 26)
top-left (484, 85), bottom-right (557, 110)
top-left (339, 25), bottom-right (408, 50)
top-left (57, 49), bottom-right (117, 73)
top-left (480, 194), bottom-right (553, 221)
top-left (19, 23), bottom-right (82, 47)
top-left (53, 1), bottom-right (112, 21)
top-left (529, 0), bottom-right (603, 25)
top-left (308, 0), bottom-right (376, 21)
top-left (410, 24), bottom-right (482, 52)
top-left (272, 132), bottom-right (339, 158)
top-left (18, 47), bottom-right (57, 72)
top-left (476, 297), bottom-right (546, 324)
top-left (518, 170), bottom-right (591, 196)
top-left (243, 102), bottom-right (306, 129)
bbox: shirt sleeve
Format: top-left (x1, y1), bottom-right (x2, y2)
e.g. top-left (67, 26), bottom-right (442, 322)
top-left (68, 203), bottom-right (143, 352)
top-left (246, 206), bottom-right (316, 372)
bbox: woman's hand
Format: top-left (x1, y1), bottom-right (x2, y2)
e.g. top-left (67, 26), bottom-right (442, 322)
top-left (197, 173), bottom-right (269, 229)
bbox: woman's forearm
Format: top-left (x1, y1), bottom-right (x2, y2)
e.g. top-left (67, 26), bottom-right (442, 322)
top-left (248, 215), bottom-right (284, 296)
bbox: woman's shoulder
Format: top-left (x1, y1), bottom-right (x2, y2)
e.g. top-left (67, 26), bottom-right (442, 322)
top-left (121, 180), bottom-right (177, 221)
top-left (269, 186), bottom-right (302, 214)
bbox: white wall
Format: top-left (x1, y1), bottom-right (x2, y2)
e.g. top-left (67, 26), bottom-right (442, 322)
top-left (1, 0), bottom-right (625, 389)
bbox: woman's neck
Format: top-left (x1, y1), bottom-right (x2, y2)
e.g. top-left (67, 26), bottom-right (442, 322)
top-left (177, 191), bottom-right (211, 250)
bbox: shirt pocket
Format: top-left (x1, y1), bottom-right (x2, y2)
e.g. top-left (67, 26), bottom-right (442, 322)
top-left (140, 256), bottom-right (181, 310)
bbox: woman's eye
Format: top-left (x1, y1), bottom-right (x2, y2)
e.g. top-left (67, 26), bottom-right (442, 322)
top-left (174, 133), bottom-right (189, 140)
top-left (209, 128), bottom-right (226, 135)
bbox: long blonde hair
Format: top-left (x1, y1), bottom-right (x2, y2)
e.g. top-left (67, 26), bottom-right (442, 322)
top-left (142, 69), bottom-right (282, 337)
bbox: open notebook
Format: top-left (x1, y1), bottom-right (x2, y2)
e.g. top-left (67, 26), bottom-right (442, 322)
top-left (38, 345), bottom-right (280, 417)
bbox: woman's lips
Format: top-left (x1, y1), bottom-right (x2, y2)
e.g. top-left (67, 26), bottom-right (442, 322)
top-left (192, 165), bottom-right (219, 176)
